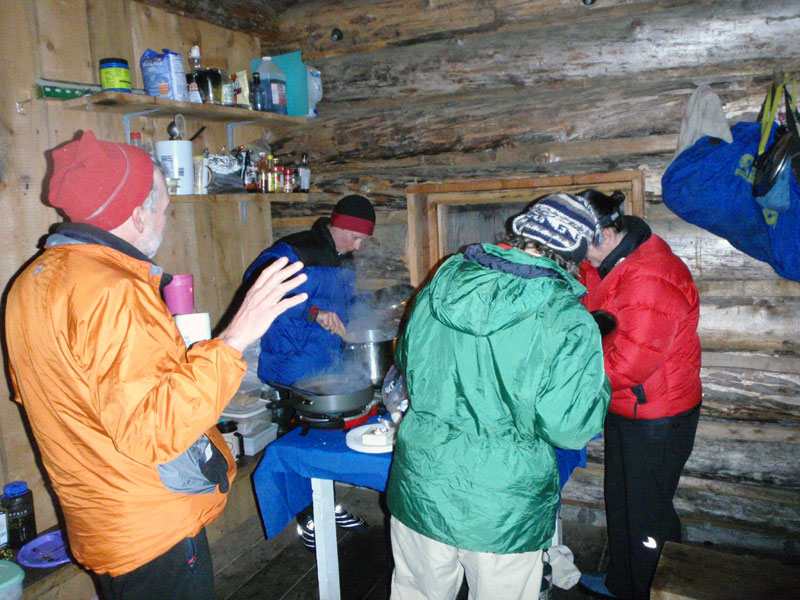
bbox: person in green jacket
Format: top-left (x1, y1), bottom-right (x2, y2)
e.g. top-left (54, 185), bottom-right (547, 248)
top-left (387, 193), bottom-right (611, 600)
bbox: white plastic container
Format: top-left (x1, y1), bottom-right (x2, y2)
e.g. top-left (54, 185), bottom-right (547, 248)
top-left (0, 561), bottom-right (24, 600)
top-left (222, 401), bottom-right (270, 436)
top-left (242, 422), bottom-right (278, 455)
top-left (256, 57), bottom-right (287, 115)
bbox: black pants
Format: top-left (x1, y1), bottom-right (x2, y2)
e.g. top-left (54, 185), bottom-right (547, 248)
top-left (98, 528), bottom-right (214, 600)
top-left (603, 405), bottom-right (700, 600)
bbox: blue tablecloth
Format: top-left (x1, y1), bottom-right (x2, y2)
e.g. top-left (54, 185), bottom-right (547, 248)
top-left (253, 418), bottom-right (587, 538)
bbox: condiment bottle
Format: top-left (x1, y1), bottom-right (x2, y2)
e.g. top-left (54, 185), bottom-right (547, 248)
top-left (272, 157), bottom-right (282, 192)
top-left (258, 153), bottom-right (269, 193)
top-left (1, 481), bottom-right (36, 549)
top-left (266, 154), bottom-right (275, 191)
top-left (298, 153), bottom-right (311, 192)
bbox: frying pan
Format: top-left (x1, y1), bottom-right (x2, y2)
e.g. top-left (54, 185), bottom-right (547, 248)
top-left (267, 374), bottom-right (373, 416)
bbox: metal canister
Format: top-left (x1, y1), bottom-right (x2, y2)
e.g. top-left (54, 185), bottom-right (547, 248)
top-left (1, 482), bottom-right (36, 549)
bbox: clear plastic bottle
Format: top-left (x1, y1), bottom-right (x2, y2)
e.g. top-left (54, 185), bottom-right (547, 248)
top-left (298, 153), bottom-right (311, 192)
top-left (256, 57), bottom-right (287, 115)
top-left (188, 45), bottom-right (203, 72)
top-left (186, 45), bottom-right (204, 103)
top-left (129, 132), bottom-right (153, 156)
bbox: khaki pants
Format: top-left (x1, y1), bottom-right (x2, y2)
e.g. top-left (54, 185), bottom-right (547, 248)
top-left (390, 516), bottom-right (543, 600)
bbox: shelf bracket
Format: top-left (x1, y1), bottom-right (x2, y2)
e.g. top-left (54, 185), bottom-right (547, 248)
top-left (226, 121), bottom-right (260, 150)
top-left (123, 109), bottom-right (160, 143)
top-left (241, 200), bottom-right (248, 225)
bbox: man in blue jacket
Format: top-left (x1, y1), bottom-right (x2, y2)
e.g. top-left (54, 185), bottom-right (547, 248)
top-left (244, 194), bottom-right (375, 385)
top-left (244, 194), bottom-right (376, 548)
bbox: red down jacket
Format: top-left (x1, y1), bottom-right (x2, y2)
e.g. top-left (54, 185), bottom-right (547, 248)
top-left (580, 233), bottom-right (701, 419)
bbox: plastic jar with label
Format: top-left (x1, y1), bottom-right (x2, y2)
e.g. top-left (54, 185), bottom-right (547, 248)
top-left (1, 482), bottom-right (36, 550)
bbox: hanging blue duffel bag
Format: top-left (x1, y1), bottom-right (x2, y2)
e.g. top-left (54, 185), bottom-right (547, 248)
top-left (662, 82), bottom-right (800, 282)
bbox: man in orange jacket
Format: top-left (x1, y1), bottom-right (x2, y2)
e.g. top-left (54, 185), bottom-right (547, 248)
top-left (5, 130), bottom-right (308, 600)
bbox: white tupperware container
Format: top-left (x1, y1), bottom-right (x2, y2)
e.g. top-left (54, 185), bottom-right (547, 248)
top-left (241, 422), bottom-right (278, 455)
top-left (0, 560), bottom-right (24, 600)
top-left (221, 401), bottom-right (270, 436)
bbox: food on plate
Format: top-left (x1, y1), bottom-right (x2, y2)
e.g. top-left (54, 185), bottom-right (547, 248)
top-left (361, 423), bottom-right (395, 446)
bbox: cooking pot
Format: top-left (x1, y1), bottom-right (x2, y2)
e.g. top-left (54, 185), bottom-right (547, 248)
top-left (342, 328), bottom-right (396, 387)
top-left (267, 374), bottom-right (373, 417)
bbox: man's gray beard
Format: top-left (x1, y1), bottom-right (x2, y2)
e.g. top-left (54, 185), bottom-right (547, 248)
top-left (141, 229), bottom-right (163, 259)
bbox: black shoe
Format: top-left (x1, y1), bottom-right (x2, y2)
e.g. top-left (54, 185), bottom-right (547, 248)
top-left (334, 505), bottom-right (367, 531)
top-left (296, 515), bottom-right (316, 552)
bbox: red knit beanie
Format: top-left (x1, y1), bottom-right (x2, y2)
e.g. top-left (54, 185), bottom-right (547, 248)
top-left (329, 194), bottom-right (376, 236)
top-left (49, 130), bottom-right (155, 231)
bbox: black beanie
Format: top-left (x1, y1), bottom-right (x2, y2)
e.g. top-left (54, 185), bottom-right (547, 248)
top-left (330, 194), bottom-right (376, 235)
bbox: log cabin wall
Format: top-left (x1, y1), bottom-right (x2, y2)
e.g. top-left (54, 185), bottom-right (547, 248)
top-left (262, 0), bottom-right (800, 558)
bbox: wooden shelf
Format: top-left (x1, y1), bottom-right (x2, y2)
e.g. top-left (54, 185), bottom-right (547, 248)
top-left (62, 91), bottom-right (307, 125)
top-left (169, 192), bottom-right (310, 203)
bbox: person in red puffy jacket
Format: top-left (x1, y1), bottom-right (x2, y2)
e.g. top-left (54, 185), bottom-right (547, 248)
top-left (576, 189), bottom-right (702, 600)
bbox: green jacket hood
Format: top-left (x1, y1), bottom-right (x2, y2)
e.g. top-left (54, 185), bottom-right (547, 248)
top-left (428, 243), bottom-right (586, 336)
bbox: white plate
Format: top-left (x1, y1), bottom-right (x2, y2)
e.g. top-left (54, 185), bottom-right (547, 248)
top-left (346, 423), bottom-right (394, 454)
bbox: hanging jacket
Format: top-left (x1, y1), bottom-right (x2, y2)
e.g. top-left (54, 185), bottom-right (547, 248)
top-left (5, 224), bottom-right (243, 576)
top-left (387, 244), bottom-right (610, 554)
top-left (244, 218), bottom-right (355, 385)
top-left (580, 217), bottom-right (702, 419)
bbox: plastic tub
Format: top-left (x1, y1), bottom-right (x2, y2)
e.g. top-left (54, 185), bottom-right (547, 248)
top-left (0, 560), bottom-right (24, 600)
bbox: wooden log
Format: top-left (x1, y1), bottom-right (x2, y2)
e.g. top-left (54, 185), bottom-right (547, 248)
top-left (304, 2), bottom-right (800, 101)
top-left (132, 0), bottom-right (279, 43)
top-left (700, 366), bottom-right (800, 424)
top-left (275, 0), bottom-right (793, 61)
top-left (585, 420), bottom-right (800, 489)
top-left (563, 462), bottom-right (800, 538)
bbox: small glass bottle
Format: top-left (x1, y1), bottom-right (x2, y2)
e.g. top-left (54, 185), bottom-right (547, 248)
top-left (221, 70), bottom-right (235, 106)
top-left (129, 132), bottom-right (142, 148)
top-left (272, 157), bottom-right (282, 192)
top-left (251, 73), bottom-right (267, 112)
top-left (266, 154), bottom-right (275, 192)
top-left (298, 153), bottom-right (311, 192)
top-left (283, 167), bottom-right (294, 193)
top-left (258, 152), bottom-right (269, 193)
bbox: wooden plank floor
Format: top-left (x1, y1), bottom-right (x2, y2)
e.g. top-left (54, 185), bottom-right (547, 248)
top-left (213, 484), bottom-right (609, 600)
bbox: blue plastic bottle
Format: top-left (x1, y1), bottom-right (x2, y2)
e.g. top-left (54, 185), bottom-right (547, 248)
top-left (256, 57), bottom-right (287, 115)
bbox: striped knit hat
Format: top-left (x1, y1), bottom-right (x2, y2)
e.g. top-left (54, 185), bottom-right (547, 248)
top-left (511, 193), bottom-right (600, 263)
